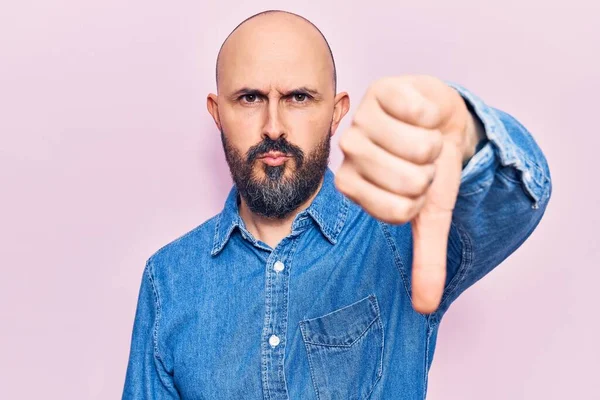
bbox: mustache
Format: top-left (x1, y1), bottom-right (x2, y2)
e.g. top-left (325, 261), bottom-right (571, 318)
top-left (246, 136), bottom-right (305, 165)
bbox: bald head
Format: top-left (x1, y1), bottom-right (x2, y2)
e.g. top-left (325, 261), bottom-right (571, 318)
top-left (215, 10), bottom-right (337, 93)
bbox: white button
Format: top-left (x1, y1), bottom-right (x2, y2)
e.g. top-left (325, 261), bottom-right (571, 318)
top-left (269, 334), bottom-right (280, 347)
top-left (273, 261), bottom-right (285, 272)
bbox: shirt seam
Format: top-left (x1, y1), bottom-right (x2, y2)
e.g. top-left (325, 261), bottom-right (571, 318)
top-left (423, 320), bottom-right (434, 400)
top-left (147, 214), bottom-right (218, 260)
top-left (144, 258), bottom-right (177, 391)
top-left (430, 220), bottom-right (474, 325)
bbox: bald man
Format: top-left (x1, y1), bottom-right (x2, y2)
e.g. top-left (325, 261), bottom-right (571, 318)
top-left (123, 10), bottom-right (552, 400)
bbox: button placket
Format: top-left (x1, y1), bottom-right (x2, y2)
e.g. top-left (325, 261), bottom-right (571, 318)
top-left (260, 239), bottom-right (298, 400)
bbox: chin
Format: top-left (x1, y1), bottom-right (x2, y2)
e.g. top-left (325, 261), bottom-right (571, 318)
top-left (256, 159), bottom-right (297, 181)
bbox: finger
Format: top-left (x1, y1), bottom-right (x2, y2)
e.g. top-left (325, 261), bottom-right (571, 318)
top-left (410, 208), bottom-right (452, 314)
top-left (335, 163), bottom-right (427, 224)
top-left (373, 78), bottom-right (442, 129)
top-left (409, 141), bottom-right (463, 314)
top-left (353, 104), bottom-right (443, 165)
top-left (339, 129), bottom-right (436, 198)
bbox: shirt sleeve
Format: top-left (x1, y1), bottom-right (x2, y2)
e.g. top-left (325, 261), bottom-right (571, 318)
top-left (122, 260), bottom-right (180, 399)
top-left (430, 81), bottom-right (553, 323)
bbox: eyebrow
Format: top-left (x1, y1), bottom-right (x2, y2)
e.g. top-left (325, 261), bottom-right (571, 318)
top-left (229, 86), bottom-right (321, 99)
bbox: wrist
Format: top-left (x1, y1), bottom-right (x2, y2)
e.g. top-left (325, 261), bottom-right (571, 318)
top-left (462, 105), bottom-right (486, 166)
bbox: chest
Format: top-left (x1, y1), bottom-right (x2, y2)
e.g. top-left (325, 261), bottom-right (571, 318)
top-left (164, 224), bottom-right (425, 399)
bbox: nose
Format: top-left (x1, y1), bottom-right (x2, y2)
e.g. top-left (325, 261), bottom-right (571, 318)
top-left (262, 100), bottom-right (286, 141)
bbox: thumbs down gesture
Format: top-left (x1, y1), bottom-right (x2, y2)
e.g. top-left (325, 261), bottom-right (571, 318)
top-left (334, 75), bottom-right (483, 314)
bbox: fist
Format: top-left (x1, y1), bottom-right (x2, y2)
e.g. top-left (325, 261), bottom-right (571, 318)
top-left (335, 75), bottom-right (475, 314)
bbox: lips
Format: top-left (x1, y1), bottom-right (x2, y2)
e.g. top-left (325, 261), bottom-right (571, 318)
top-left (258, 151), bottom-right (290, 166)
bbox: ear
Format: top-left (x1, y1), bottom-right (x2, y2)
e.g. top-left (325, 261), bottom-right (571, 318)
top-left (206, 93), bottom-right (222, 131)
top-left (330, 91), bottom-right (350, 136)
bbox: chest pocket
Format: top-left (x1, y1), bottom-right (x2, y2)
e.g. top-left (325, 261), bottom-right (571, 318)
top-left (299, 294), bottom-right (384, 400)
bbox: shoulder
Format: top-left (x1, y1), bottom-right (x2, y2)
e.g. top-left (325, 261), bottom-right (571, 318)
top-left (145, 213), bottom-right (220, 279)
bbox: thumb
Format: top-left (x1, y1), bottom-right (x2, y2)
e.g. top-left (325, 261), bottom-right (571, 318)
top-left (410, 208), bottom-right (452, 314)
top-left (410, 142), bottom-right (463, 314)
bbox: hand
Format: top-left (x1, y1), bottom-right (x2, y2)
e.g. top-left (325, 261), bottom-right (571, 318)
top-left (334, 75), bottom-right (477, 314)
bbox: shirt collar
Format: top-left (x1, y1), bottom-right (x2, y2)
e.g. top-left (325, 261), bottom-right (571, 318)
top-left (211, 167), bottom-right (349, 256)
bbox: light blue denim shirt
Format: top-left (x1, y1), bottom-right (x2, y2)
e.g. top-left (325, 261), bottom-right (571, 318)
top-left (123, 83), bottom-right (552, 400)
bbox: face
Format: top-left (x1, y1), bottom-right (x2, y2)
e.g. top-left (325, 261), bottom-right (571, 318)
top-left (208, 13), bottom-right (349, 219)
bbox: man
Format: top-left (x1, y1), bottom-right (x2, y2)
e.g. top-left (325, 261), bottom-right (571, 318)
top-left (123, 9), bottom-right (552, 400)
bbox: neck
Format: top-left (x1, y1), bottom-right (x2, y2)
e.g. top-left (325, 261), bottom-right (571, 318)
top-left (238, 177), bottom-right (324, 249)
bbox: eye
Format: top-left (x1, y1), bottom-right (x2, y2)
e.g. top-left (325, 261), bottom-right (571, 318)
top-left (292, 93), bottom-right (310, 102)
top-left (242, 94), bottom-right (258, 103)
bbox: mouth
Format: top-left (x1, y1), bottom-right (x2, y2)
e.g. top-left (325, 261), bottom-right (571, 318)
top-left (258, 151), bottom-right (290, 167)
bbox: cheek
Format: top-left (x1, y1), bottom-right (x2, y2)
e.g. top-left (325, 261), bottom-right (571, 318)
top-left (221, 111), bottom-right (263, 149)
top-left (287, 110), bottom-right (332, 149)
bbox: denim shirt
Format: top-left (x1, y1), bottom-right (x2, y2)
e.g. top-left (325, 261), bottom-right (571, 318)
top-left (123, 83), bottom-right (552, 400)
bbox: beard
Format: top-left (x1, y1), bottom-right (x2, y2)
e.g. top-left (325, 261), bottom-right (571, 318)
top-left (220, 129), bottom-right (331, 219)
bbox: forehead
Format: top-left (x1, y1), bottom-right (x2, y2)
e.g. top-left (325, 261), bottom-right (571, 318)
top-left (218, 15), bottom-right (333, 93)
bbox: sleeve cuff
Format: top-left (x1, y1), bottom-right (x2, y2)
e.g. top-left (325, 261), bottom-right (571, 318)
top-left (444, 80), bottom-right (550, 209)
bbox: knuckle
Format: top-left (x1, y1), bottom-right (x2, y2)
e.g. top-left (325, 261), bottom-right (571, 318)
top-left (352, 109), bottom-right (369, 129)
top-left (389, 202), bottom-right (410, 224)
top-left (388, 174), bottom-right (405, 194)
top-left (335, 165), bottom-right (357, 198)
top-left (407, 100), bottom-right (426, 121)
top-left (414, 171), bottom-right (431, 193)
top-left (414, 140), bottom-right (434, 163)
top-left (340, 133), bottom-right (365, 158)
top-left (365, 81), bottom-right (381, 99)
top-left (429, 130), bottom-right (444, 156)
top-left (430, 129), bottom-right (443, 145)
top-left (370, 77), bottom-right (397, 101)
top-left (398, 82), bottom-right (421, 104)
top-left (429, 164), bottom-right (437, 183)
top-left (412, 195), bottom-right (427, 215)
top-left (338, 135), bottom-right (349, 153)
top-left (338, 134), bottom-right (354, 155)
top-left (334, 169), bottom-right (350, 194)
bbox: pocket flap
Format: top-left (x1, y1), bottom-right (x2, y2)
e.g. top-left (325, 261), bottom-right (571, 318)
top-left (300, 294), bottom-right (380, 347)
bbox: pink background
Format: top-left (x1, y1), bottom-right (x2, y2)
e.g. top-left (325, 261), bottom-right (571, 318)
top-left (1, 1), bottom-right (597, 398)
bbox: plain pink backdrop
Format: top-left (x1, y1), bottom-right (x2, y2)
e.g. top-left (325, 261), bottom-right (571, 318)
top-left (1, 1), bottom-right (597, 398)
